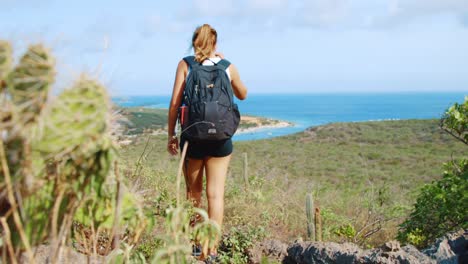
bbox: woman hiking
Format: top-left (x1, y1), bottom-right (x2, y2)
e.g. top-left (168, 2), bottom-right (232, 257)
top-left (167, 24), bottom-right (248, 262)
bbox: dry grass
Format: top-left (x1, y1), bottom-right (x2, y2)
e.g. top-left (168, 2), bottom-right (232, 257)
top-left (119, 119), bottom-right (466, 248)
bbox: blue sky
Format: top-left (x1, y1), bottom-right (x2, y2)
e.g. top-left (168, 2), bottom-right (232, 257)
top-left (1, 0), bottom-right (468, 95)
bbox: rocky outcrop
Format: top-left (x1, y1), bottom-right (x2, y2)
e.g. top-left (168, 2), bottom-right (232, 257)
top-left (282, 240), bottom-right (434, 264)
top-left (248, 239), bottom-right (289, 263)
top-left (284, 241), bottom-right (362, 264)
top-left (21, 230), bottom-right (467, 263)
top-left (250, 229), bottom-right (467, 264)
top-left (423, 229), bottom-right (467, 264)
top-left (359, 242), bottom-right (434, 264)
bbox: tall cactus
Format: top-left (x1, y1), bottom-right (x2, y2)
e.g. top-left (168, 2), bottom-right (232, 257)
top-left (315, 207), bottom-right (322, 241)
top-left (306, 193), bottom-right (315, 241)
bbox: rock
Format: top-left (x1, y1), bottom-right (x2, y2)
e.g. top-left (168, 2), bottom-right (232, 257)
top-left (282, 230), bottom-right (467, 264)
top-left (248, 239), bottom-right (288, 264)
top-left (20, 229), bottom-right (468, 264)
top-left (261, 239), bottom-right (288, 259)
top-left (422, 229), bottom-right (467, 264)
top-left (360, 244), bottom-right (435, 264)
top-left (382, 241), bottom-right (401, 252)
top-left (284, 240), bottom-right (436, 264)
top-left (402, 245), bottom-right (437, 264)
top-left (284, 242), bottom-right (362, 264)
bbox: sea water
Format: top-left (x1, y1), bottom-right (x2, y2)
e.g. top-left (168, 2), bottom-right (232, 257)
top-left (114, 92), bottom-right (467, 141)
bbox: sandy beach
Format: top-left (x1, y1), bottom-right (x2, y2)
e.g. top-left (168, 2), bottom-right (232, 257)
top-left (237, 116), bottom-right (293, 134)
top-left (116, 114), bottom-right (293, 145)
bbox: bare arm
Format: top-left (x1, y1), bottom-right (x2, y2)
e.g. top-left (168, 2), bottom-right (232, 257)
top-left (229, 64), bottom-right (248, 100)
top-left (167, 60), bottom-right (188, 155)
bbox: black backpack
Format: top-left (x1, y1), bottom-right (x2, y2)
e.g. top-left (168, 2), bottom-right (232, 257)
top-left (180, 56), bottom-right (240, 142)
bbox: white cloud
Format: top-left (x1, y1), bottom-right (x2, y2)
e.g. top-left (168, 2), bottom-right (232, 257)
top-left (380, 0), bottom-right (468, 27)
top-left (169, 0), bottom-right (468, 31)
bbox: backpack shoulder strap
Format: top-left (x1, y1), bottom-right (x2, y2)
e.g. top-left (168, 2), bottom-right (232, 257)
top-left (183, 56), bottom-right (199, 69)
top-left (217, 59), bottom-right (231, 70)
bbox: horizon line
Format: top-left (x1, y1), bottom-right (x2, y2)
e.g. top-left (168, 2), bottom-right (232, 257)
top-left (111, 90), bottom-right (468, 97)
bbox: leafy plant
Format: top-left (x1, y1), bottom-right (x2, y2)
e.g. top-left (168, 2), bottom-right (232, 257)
top-left (397, 159), bottom-right (468, 248)
top-left (218, 226), bottom-right (266, 264)
top-left (440, 96), bottom-right (468, 145)
top-left (398, 98), bottom-right (468, 248)
top-left (334, 224), bottom-right (356, 240)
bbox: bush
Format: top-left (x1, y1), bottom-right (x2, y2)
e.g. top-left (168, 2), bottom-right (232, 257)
top-left (440, 96), bottom-right (468, 144)
top-left (399, 96), bottom-right (468, 248)
top-left (397, 159), bottom-right (468, 248)
top-left (218, 226), bottom-right (266, 264)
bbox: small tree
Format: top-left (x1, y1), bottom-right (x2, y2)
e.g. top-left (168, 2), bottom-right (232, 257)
top-left (398, 96), bottom-right (468, 248)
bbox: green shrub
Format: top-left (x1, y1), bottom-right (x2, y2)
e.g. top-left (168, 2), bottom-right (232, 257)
top-left (397, 159), bottom-right (468, 248)
top-left (399, 97), bottom-right (468, 248)
top-left (219, 226), bottom-right (266, 264)
top-left (135, 235), bottom-right (165, 260)
top-left (334, 224), bottom-right (356, 240)
top-left (440, 96), bottom-right (468, 144)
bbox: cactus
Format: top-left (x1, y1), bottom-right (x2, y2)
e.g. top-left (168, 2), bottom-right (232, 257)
top-left (0, 41), bottom-right (13, 129)
top-left (0, 42), bottom-right (123, 262)
top-left (7, 44), bottom-right (55, 128)
top-left (31, 77), bottom-right (114, 248)
top-left (306, 193), bottom-right (315, 241)
top-left (0, 40), bottom-right (12, 84)
top-left (315, 207), bottom-right (322, 241)
top-left (34, 76), bottom-right (111, 159)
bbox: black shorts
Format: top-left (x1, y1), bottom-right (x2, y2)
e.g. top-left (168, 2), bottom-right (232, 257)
top-left (180, 136), bottom-right (233, 160)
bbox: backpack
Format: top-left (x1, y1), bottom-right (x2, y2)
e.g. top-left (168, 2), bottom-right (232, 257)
top-left (180, 56), bottom-right (240, 142)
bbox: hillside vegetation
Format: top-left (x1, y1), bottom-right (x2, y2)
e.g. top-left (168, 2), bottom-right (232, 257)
top-left (119, 118), bottom-right (466, 252)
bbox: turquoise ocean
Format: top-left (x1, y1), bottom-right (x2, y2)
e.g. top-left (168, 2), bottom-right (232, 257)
top-left (114, 92), bottom-right (467, 141)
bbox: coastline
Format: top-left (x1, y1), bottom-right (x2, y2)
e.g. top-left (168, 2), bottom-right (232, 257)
top-left (115, 108), bottom-right (294, 145)
top-left (237, 116), bottom-right (293, 134)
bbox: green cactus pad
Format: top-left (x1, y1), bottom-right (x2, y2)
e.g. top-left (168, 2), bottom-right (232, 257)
top-left (0, 40), bottom-right (12, 83)
top-left (7, 44), bottom-right (55, 125)
top-left (35, 76), bottom-right (112, 159)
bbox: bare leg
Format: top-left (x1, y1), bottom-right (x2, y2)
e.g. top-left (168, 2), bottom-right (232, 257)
top-left (204, 155), bottom-right (231, 253)
top-left (184, 158), bottom-right (204, 224)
